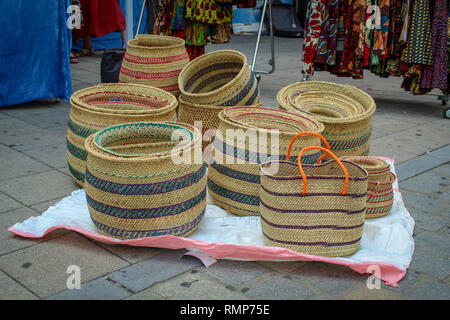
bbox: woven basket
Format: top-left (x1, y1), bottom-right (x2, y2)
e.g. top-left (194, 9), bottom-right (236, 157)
top-left (178, 50), bottom-right (261, 106)
top-left (177, 96), bottom-right (263, 154)
top-left (260, 146), bottom-right (368, 257)
top-left (208, 106), bottom-right (325, 216)
top-left (119, 34), bottom-right (189, 96)
top-left (84, 121), bottom-right (206, 240)
top-left (277, 81), bottom-right (376, 157)
top-left (67, 84), bottom-right (178, 187)
top-left (341, 156), bottom-right (396, 218)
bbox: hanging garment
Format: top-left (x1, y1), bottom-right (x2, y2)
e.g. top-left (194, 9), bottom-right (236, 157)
top-left (403, 0), bottom-right (433, 65)
top-left (420, 0), bottom-right (448, 91)
top-left (153, 0), bottom-right (168, 35)
top-left (316, 0), bottom-right (340, 67)
top-left (301, 0), bottom-right (327, 75)
top-left (372, 0), bottom-right (390, 59)
top-left (72, 0), bottom-right (126, 41)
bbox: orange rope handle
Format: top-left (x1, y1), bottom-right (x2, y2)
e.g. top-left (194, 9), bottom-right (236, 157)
top-left (297, 146), bottom-right (349, 195)
top-left (286, 132), bottom-right (331, 163)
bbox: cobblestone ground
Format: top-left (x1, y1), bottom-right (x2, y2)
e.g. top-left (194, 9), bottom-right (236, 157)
top-left (0, 35), bottom-right (448, 300)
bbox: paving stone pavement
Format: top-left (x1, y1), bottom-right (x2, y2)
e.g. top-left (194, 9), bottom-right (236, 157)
top-left (0, 35), bottom-right (449, 300)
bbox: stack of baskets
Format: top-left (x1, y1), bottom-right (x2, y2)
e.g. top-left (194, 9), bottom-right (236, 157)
top-left (178, 50), bottom-right (262, 151)
top-left (341, 156), bottom-right (396, 218)
top-left (277, 81), bottom-right (376, 158)
top-left (67, 83), bottom-right (178, 186)
top-left (208, 106), bottom-right (325, 216)
top-left (119, 34), bottom-right (190, 96)
top-left (84, 121), bottom-right (206, 240)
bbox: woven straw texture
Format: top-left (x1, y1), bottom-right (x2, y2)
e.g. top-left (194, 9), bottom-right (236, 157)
top-left (260, 147), bottom-right (368, 257)
top-left (276, 81), bottom-right (376, 158)
top-left (84, 121), bottom-right (206, 240)
top-left (67, 84), bottom-right (178, 187)
top-left (208, 106), bottom-right (325, 217)
top-left (177, 96), bottom-right (263, 153)
top-left (178, 50), bottom-right (261, 106)
top-left (341, 156), bottom-right (396, 219)
top-left (119, 34), bottom-right (189, 96)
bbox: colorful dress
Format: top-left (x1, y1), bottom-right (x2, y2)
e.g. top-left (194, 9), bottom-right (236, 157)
top-left (420, 0), bottom-right (448, 90)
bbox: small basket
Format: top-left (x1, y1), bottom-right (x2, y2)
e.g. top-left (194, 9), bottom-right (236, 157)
top-left (341, 156), bottom-right (396, 218)
top-left (260, 146), bottom-right (368, 257)
top-left (67, 83), bottom-right (178, 187)
top-left (208, 106), bottom-right (325, 216)
top-left (84, 121), bottom-right (206, 240)
top-left (119, 34), bottom-right (189, 96)
top-left (178, 50), bottom-right (261, 106)
top-left (277, 81), bottom-right (376, 158)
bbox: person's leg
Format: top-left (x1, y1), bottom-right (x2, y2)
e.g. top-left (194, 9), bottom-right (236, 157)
top-left (78, 35), bottom-right (95, 56)
top-left (120, 30), bottom-right (126, 48)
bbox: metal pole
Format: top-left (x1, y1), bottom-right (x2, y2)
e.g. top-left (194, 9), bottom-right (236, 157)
top-left (251, 0), bottom-right (275, 77)
top-left (136, 0), bottom-right (147, 37)
top-left (251, 0), bottom-right (268, 72)
top-left (125, 0), bottom-right (134, 45)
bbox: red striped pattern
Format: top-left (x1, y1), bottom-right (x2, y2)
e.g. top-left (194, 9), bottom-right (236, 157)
top-left (124, 51), bottom-right (189, 65)
top-left (120, 66), bottom-right (182, 80)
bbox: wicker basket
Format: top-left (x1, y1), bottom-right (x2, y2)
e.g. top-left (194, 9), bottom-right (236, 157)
top-left (208, 106), bottom-right (325, 216)
top-left (67, 84), bottom-right (178, 187)
top-left (177, 96), bottom-right (263, 154)
top-left (178, 50), bottom-right (261, 106)
top-left (260, 146), bottom-right (368, 257)
top-left (341, 156), bottom-right (396, 218)
top-left (277, 81), bottom-right (376, 157)
top-left (84, 121), bottom-right (206, 240)
top-left (119, 34), bottom-right (189, 96)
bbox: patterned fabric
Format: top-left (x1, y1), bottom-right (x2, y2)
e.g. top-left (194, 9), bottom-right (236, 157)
top-left (420, 0), bottom-right (448, 90)
top-left (403, 0), bottom-right (433, 65)
top-left (372, 0), bottom-right (390, 59)
top-left (302, 0), bottom-right (327, 75)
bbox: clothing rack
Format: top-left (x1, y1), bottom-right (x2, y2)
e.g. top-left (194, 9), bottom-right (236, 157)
top-left (250, 0), bottom-right (275, 81)
top-left (299, 0), bottom-right (450, 119)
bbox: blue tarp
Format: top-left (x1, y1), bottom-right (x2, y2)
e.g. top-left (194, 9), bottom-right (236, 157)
top-left (73, 0), bottom-right (147, 50)
top-left (0, 0), bottom-right (147, 107)
top-left (0, 0), bottom-right (73, 107)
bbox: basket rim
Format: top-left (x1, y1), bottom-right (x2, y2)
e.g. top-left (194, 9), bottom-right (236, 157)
top-left (218, 106), bottom-right (325, 136)
top-left (340, 156), bottom-right (391, 172)
top-left (178, 50), bottom-right (249, 99)
top-left (260, 159), bottom-right (369, 181)
top-left (127, 34), bottom-right (186, 51)
top-left (70, 83), bottom-right (178, 115)
top-left (368, 171), bottom-right (397, 185)
top-left (85, 121), bottom-right (202, 163)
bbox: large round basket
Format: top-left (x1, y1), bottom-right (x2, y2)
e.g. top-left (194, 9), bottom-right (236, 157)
top-left (67, 83), bottom-right (178, 187)
top-left (84, 121), bottom-right (206, 240)
top-left (276, 81), bottom-right (376, 158)
top-left (119, 34), bottom-right (189, 96)
top-left (208, 106), bottom-right (325, 216)
top-left (178, 50), bottom-right (261, 106)
top-left (341, 156), bottom-right (396, 219)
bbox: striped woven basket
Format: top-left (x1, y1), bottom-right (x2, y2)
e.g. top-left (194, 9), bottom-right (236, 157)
top-left (119, 34), bottom-right (189, 96)
top-left (178, 50), bottom-right (261, 106)
top-left (67, 83), bottom-right (178, 187)
top-left (276, 81), bottom-right (376, 158)
top-left (260, 146), bottom-right (368, 257)
top-left (84, 121), bottom-right (206, 240)
top-left (208, 106), bottom-right (325, 216)
top-left (177, 96), bottom-right (263, 154)
top-left (341, 156), bottom-right (396, 218)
